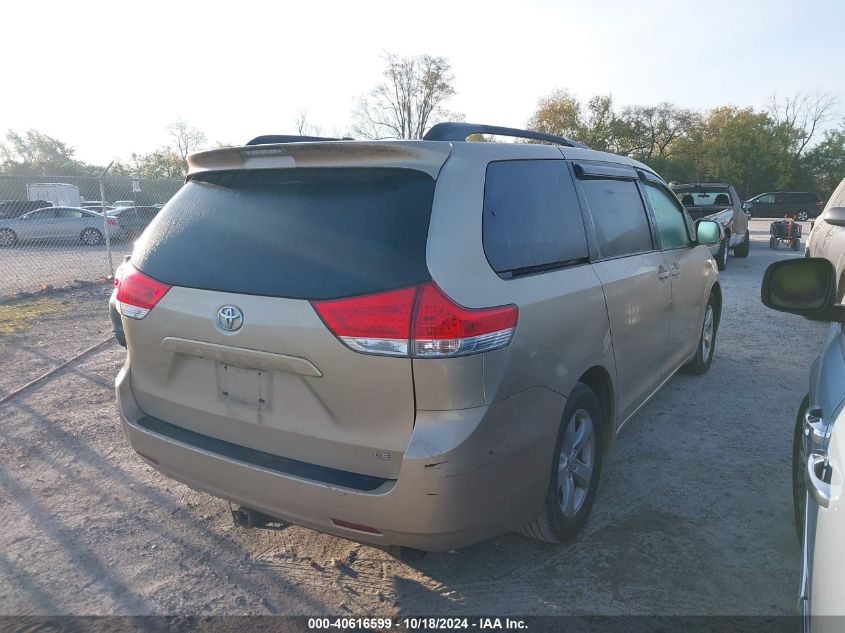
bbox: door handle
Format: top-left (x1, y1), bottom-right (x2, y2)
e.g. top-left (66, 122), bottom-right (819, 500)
top-left (803, 407), bottom-right (829, 447)
top-left (670, 264), bottom-right (681, 279)
top-left (658, 266), bottom-right (670, 281)
top-left (807, 453), bottom-right (832, 508)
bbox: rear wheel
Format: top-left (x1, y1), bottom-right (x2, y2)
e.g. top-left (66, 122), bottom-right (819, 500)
top-left (683, 292), bottom-right (717, 375)
top-left (793, 238), bottom-right (801, 252)
top-left (0, 228), bottom-right (17, 247)
top-left (80, 227), bottom-right (103, 245)
top-left (716, 235), bottom-right (729, 270)
top-left (734, 230), bottom-right (750, 258)
top-left (769, 236), bottom-right (778, 249)
top-left (797, 210), bottom-right (809, 221)
top-left (519, 383), bottom-right (604, 543)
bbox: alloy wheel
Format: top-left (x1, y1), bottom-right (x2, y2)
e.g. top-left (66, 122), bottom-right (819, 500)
top-left (701, 304), bottom-right (714, 360)
top-left (557, 409), bottom-right (596, 518)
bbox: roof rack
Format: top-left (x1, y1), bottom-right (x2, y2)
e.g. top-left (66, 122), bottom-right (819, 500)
top-left (422, 122), bottom-right (588, 148)
top-left (246, 134), bottom-right (351, 146)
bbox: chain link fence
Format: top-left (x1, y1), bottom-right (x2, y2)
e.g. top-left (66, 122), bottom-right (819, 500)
top-left (0, 175), bottom-right (182, 298)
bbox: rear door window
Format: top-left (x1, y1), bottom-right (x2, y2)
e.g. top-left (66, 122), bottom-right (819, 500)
top-left (132, 168), bottom-right (436, 300)
top-left (482, 160), bottom-right (588, 275)
top-left (579, 178), bottom-right (654, 258)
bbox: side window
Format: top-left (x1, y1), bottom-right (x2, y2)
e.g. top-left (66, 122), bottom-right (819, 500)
top-left (757, 194), bottom-right (774, 204)
top-left (643, 184), bottom-right (690, 250)
top-left (483, 160), bottom-right (589, 274)
top-left (580, 179), bottom-right (654, 258)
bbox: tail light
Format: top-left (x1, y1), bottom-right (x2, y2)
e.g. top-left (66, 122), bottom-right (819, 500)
top-left (816, 200), bottom-right (823, 208)
top-left (312, 282), bottom-right (517, 358)
top-left (112, 261), bottom-right (128, 286)
top-left (115, 263), bottom-right (171, 319)
top-left (107, 218), bottom-right (118, 225)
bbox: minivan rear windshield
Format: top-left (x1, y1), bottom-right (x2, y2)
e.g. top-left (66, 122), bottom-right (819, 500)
top-left (131, 167), bottom-right (435, 300)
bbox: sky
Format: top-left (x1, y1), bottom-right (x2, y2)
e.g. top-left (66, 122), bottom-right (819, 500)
top-left (2, 0), bottom-right (843, 165)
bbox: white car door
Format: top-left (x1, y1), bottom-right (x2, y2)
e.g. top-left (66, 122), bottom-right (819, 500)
top-left (808, 403), bottom-right (845, 630)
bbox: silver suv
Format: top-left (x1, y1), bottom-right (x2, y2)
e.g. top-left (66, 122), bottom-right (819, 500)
top-left (113, 123), bottom-right (723, 550)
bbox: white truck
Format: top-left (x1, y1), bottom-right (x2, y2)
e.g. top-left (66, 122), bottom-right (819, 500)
top-left (26, 183), bottom-right (81, 207)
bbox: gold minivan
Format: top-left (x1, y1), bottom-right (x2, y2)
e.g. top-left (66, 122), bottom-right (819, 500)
top-left (113, 123), bottom-right (723, 550)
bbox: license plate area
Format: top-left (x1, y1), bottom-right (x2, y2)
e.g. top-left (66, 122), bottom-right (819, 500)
top-left (215, 362), bottom-right (270, 411)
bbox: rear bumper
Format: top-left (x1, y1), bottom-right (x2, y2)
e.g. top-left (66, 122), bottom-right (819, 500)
top-left (116, 363), bottom-right (564, 550)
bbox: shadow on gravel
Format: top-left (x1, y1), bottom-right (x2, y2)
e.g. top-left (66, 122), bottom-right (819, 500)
top-left (0, 393), bottom-right (327, 615)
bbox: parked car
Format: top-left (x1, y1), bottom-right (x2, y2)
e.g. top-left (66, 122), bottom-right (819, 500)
top-left (670, 183), bottom-right (750, 271)
top-left (117, 205), bottom-right (162, 239)
top-left (0, 199), bottom-right (53, 220)
top-left (760, 257), bottom-right (845, 629)
top-left (805, 178), bottom-right (845, 299)
top-left (112, 123), bottom-right (723, 551)
top-left (112, 200), bottom-right (135, 209)
top-left (81, 201), bottom-right (115, 213)
top-left (0, 206), bottom-right (120, 247)
top-left (744, 191), bottom-right (823, 221)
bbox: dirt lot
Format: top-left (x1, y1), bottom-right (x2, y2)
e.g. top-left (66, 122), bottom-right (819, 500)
top-left (0, 219), bottom-right (829, 616)
top-left (0, 242), bottom-right (132, 297)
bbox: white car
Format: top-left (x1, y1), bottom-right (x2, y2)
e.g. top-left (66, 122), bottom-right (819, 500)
top-left (762, 257), bottom-right (845, 631)
top-left (805, 177), bottom-right (845, 299)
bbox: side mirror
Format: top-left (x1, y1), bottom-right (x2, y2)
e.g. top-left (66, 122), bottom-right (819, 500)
top-left (742, 202), bottom-right (751, 210)
top-left (824, 207), bottom-right (845, 227)
top-left (761, 258), bottom-right (843, 320)
top-left (696, 219), bottom-right (723, 246)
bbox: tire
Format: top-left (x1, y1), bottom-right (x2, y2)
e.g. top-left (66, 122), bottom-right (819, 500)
top-left (797, 210), bottom-right (809, 221)
top-left (793, 395), bottom-right (810, 543)
top-left (80, 227), bottom-right (103, 245)
top-left (519, 383), bottom-right (604, 543)
top-left (716, 235), bottom-right (729, 270)
top-left (769, 236), bottom-right (778, 249)
top-left (793, 238), bottom-right (801, 252)
top-left (734, 230), bottom-right (750, 258)
top-left (683, 291), bottom-right (718, 375)
top-left (0, 228), bottom-right (17, 247)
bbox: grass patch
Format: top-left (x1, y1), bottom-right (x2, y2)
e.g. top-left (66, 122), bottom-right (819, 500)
top-left (0, 296), bottom-right (65, 334)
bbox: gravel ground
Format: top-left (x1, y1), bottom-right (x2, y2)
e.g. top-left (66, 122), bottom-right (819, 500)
top-left (0, 220), bottom-right (829, 616)
top-left (0, 242), bottom-right (132, 297)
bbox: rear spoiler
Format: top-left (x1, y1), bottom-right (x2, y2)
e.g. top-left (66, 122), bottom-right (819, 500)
top-left (187, 141), bottom-right (453, 179)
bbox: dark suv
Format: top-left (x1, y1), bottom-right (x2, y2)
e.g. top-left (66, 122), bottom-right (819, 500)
top-left (743, 191), bottom-right (823, 221)
top-left (0, 199), bottom-right (53, 220)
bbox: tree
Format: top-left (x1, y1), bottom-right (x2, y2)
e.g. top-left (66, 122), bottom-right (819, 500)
top-left (768, 89), bottom-right (838, 159)
top-left (526, 89), bottom-right (584, 141)
top-left (352, 53), bottom-right (458, 139)
top-left (113, 147), bottom-right (186, 180)
top-left (801, 123), bottom-right (845, 198)
top-left (166, 119), bottom-right (206, 164)
top-left (295, 109), bottom-right (322, 137)
top-left (526, 91), bottom-right (640, 153)
top-left (621, 103), bottom-right (699, 162)
top-left (0, 129), bottom-right (94, 176)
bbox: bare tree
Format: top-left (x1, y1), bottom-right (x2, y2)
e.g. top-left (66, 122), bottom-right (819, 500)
top-left (768, 89), bottom-right (838, 157)
top-left (352, 53), bottom-right (458, 140)
top-left (294, 109), bottom-right (322, 137)
top-left (166, 119), bottom-right (207, 163)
